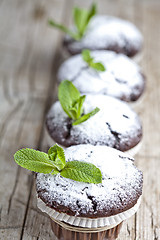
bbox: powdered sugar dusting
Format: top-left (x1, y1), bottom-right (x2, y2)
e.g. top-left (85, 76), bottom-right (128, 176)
top-left (58, 50), bottom-right (145, 102)
top-left (36, 145), bottom-right (143, 218)
top-left (46, 94), bottom-right (142, 151)
top-left (64, 15), bottom-right (143, 56)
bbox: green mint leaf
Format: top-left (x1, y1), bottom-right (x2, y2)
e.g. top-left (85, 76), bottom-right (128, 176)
top-left (82, 49), bottom-right (106, 72)
top-left (48, 144), bottom-right (66, 171)
top-left (14, 148), bottom-right (55, 174)
top-left (73, 7), bottom-right (89, 38)
top-left (90, 62), bottom-right (106, 72)
top-left (67, 95), bottom-right (85, 120)
top-left (73, 3), bottom-right (97, 38)
top-left (51, 169), bottom-right (60, 175)
top-left (72, 107), bottom-right (100, 126)
top-left (48, 20), bottom-right (79, 40)
top-left (71, 95), bottom-right (86, 119)
top-left (85, 3), bottom-right (97, 26)
top-left (60, 160), bottom-right (102, 184)
top-left (82, 49), bottom-right (93, 63)
top-left (58, 80), bottom-right (81, 119)
top-left (67, 107), bottom-right (78, 120)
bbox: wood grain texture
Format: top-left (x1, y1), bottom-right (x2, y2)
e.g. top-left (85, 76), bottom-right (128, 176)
top-left (0, 0), bottom-right (160, 239)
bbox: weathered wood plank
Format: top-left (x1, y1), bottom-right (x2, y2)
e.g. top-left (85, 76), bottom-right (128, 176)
top-left (0, 0), bottom-right (67, 239)
top-left (137, 0), bottom-right (160, 158)
top-left (21, 0), bottom-right (75, 239)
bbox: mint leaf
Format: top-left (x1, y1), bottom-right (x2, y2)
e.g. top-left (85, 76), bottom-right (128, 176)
top-left (85, 3), bottom-right (97, 27)
top-left (73, 3), bottom-right (97, 38)
top-left (82, 49), bottom-right (93, 63)
top-left (14, 148), bottom-right (55, 174)
top-left (73, 7), bottom-right (88, 39)
top-left (58, 80), bottom-right (81, 119)
top-left (73, 107), bottom-right (100, 126)
top-left (82, 49), bottom-right (106, 72)
top-left (60, 160), bottom-right (102, 184)
top-left (51, 169), bottom-right (60, 175)
top-left (70, 95), bottom-right (86, 119)
top-left (90, 62), bottom-right (106, 72)
top-left (48, 20), bottom-right (79, 40)
top-left (48, 144), bottom-right (66, 171)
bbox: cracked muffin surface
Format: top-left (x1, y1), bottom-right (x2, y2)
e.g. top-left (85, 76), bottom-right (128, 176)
top-left (46, 94), bottom-right (142, 152)
top-left (58, 50), bottom-right (145, 102)
top-left (36, 145), bottom-right (143, 218)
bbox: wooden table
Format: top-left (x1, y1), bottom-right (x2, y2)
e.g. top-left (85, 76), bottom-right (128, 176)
top-left (0, 0), bottom-right (160, 239)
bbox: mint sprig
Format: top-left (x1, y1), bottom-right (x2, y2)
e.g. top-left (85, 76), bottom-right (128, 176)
top-left (14, 148), bottom-right (55, 174)
top-left (14, 144), bottom-right (102, 184)
top-left (48, 20), bottom-right (78, 40)
top-left (48, 144), bottom-right (65, 171)
top-left (48, 3), bottom-right (97, 40)
top-left (72, 107), bottom-right (100, 126)
top-left (58, 80), bottom-right (100, 125)
top-left (61, 161), bottom-right (102, 184)
top-left (82, 49), bottom-right (106, 72)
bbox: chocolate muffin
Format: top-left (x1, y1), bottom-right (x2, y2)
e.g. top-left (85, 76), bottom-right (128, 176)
top-left (58, 50), bottom-right (145, 103)
top-left (46, 94), bottom-right (142, 155)
top-left (36, 144), bottom-right (143, 240)
top-left (64, 15), bottom-right (143, 57)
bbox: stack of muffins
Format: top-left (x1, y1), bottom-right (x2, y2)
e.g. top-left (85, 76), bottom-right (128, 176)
top-left (15, 3), bottom-right (145, 240)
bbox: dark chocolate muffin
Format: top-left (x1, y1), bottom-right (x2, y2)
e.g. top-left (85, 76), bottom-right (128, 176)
top-left (46, 94), bottom-right (142, 155)
top-left (36, 145), bottom-right (143, 240)
top-left (64, 15), bottom-right (143, 57)
top-left (58, 50), bottom-right (145, 103)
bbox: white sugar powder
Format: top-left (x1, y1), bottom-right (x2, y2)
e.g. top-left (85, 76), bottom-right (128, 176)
top-left (58, 50), bottom-right (145, 101)
top-left (36, 145), bottom-right (142, 216)
top-left (47, 94), bottom-right (142, 148)
top-left (65, 15), bottom-right (142, 55)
